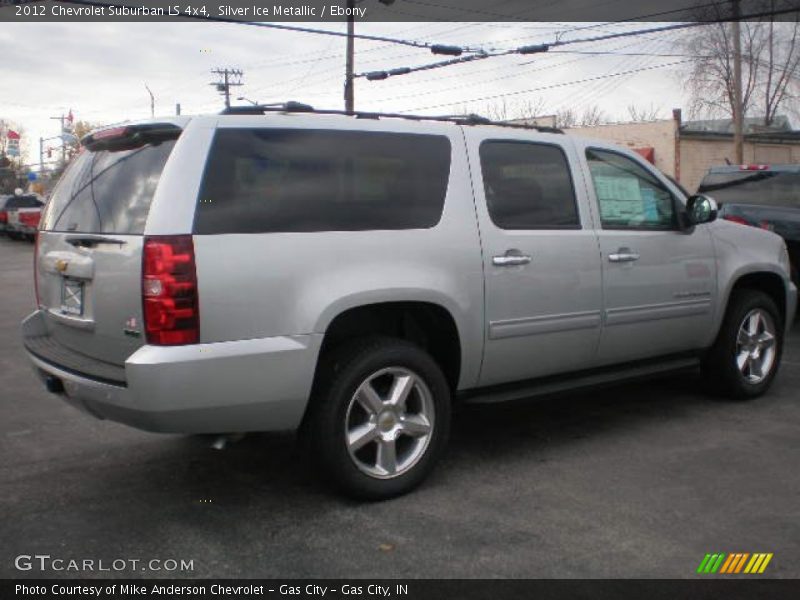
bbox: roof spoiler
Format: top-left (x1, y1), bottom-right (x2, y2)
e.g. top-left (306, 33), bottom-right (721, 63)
top-left (82, 123), bottom-right (182, 151)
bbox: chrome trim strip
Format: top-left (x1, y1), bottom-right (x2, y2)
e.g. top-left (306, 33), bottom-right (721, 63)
top-left (489, 310), bottom-right (602, 340)
top-left (605, 298), bottom-right (712, 326)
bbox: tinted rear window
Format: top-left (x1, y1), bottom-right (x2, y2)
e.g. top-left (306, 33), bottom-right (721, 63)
top-left (194, 129), bottom-right (451, 234)
top-left (480, 141), bottom-right (579, 229)
top-left (698, 171), bottom-right (800, 208)
top-left (6, 196), bottom-right (43, 209)
top-left (41, 140), bottom-right (177, 234)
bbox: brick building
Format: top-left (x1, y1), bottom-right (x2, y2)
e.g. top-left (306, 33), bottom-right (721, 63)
top-left (560, 110), bottom-right (800, 192)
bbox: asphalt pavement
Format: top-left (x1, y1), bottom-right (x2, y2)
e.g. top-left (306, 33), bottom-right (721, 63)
top-left (1, 234), bottom-right (798, 579)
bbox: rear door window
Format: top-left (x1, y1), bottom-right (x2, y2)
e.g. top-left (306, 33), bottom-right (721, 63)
top-left (41, 140), bottom-right (177, 234)
top-left (194, 129), bottom-right (451, 234)
top-left (479, 141), bottom-right (580, 229)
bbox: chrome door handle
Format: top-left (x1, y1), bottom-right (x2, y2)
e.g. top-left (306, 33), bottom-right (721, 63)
top-left (608, 249), bottom-right (640, 263)
top-left (493, 253), bottom-right (532, 266)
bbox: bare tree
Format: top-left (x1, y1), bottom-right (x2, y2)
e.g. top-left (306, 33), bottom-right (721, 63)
top-left (483, 97), bottom-right (548, 122)
top-left (555, 108), bottom-right (577, 128)
top-left (627, 103), bottom-right (664, 122)
top-left (556, 105), bottom-right (609, 128)
top-left (579, 105), bottom-right (608, 126)
top-left (760, 14), bottom-right (800, 125)
top-left (681, 1), bottom-right (800, 125)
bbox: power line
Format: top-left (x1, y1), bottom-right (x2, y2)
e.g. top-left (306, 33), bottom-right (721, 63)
top-left (357, 4), bottom-right (800, 82)
top-left (55, 0), bottom-right (484, 53)
top-left (400, 59), bottom-right (693, 113)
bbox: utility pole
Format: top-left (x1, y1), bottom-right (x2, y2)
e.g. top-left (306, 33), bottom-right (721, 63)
top-left (210, 68), bottom-right (244, 109)
top-left (145, 83), bottom-right (155, 117)
top-left (343, 1), bottom-right (395, 112)
top-left (49, 114), bottom-right (66, 165)
top-left (732, 0), bottom-right (744, 163)
top-left (344, 0), bottom-right (355, 113)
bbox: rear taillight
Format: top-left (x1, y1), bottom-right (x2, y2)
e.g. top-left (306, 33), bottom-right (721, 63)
top-left (723, 214), bottom-right (750, 226)
top-left (20, 212), bottom-right (41, 227)
top-left (142, 235), bottom-right (199, 345)
top-left (34, 232), bottom-right (40, 307)
top-left (0, 210), bottom-right (7, 224)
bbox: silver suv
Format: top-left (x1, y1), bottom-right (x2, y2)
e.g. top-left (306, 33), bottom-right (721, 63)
top-left (22, 109), bottom-right (797, 499)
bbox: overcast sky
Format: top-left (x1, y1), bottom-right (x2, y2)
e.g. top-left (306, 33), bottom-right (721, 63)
top-left (0, 21), bottom-right (690, 168)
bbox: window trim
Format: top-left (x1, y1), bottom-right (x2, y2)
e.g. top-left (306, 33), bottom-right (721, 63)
top-left (479, 139), bottom-right (583, 231)
top-left (585, 146), bottom-right (681, 232)
top-left (192, 128), bottom-right (453, 235)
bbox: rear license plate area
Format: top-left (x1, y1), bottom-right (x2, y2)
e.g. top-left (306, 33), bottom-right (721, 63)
top-left (60, 278), bottom-right (84, 316)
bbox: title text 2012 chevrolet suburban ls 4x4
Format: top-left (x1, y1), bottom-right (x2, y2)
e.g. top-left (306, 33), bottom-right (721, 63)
top-left (22, 110), bottom-right (797, 499)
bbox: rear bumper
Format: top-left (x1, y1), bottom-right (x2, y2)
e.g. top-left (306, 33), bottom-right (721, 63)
top-left (22, 310), bottom-right (322, 434)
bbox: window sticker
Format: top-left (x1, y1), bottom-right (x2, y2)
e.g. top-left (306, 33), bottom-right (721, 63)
top-left (593, 175), bottom-right (645, 222)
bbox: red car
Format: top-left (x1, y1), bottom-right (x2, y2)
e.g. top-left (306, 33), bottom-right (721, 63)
top-left (4, 194), bottom-right (44, 241)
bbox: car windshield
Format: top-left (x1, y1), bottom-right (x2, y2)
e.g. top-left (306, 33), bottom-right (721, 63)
top-left (698, 171), bottom-right (800, 208)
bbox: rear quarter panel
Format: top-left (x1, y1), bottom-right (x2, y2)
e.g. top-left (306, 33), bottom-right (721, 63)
top-left (183, 116), bottom-right (486, 390)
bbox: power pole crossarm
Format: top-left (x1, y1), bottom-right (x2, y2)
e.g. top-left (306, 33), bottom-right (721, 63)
top-left (211, 68), bottom-right (244, 109)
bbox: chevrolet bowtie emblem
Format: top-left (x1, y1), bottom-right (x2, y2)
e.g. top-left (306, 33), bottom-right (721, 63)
top-left (55, 259), bottom-right (69, 273)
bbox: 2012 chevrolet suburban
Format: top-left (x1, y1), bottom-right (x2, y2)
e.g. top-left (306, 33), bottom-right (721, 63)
top-left (21, 107), bottom-right (797, 499)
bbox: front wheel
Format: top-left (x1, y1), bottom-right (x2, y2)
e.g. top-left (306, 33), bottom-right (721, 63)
top-left (304, 338), bottom-right (451, 500)
top-left (703, 290), bottom-right (783, 399)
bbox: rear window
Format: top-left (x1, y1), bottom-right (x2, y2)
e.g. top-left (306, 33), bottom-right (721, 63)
top-left (698, 171), bottom-right (800, 208)
top-left (41, 139), bottom-right (177, 234)
top-left (193, 128), bottom-right (451, 234)
top-left (6, 195), bottom-right (43, 209)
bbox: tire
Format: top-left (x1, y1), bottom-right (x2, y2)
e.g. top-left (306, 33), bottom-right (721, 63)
top-left (703, 290), bottom-right (783, 399)
top-left (303, 337), bottom-right (451, 500)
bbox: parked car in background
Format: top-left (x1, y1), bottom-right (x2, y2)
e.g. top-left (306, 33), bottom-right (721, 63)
top-left (5, 194), bottom-right (44, 241)
top-left (21, 112), bottom-right (797, 499)
top-left (698, 164), bottom-right (800, 285)
top-left (0, 194), bottom-right (12, 234)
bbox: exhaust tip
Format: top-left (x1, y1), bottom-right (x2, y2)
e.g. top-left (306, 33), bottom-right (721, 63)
top-left (44, 376), bottom-right (65, 394)
top-left (210, 433), bottom-right (247, 450)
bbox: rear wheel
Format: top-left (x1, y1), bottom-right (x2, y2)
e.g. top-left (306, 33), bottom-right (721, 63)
top-left (304, 337), bottom-right (451, 500)
top-left (703, 290), bottom-right (783, 399)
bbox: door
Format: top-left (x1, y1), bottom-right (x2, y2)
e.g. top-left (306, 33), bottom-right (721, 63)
top-left (466, 132), bottom-right (603, 387)
top-left (582, 146), bottom-right (717, 364)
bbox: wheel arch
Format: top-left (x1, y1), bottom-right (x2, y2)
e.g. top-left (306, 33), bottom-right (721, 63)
top-left (721, 270), bottom-right (788, 331)
top-left (313, 300), bottom-right (465, 394)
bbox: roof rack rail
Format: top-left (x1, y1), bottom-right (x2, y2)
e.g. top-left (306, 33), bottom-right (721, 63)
top-left (220, 102), bottom-right (563, 133)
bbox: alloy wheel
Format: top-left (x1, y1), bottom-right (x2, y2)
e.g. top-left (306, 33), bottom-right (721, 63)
top-left (735, 308), bottom-right (777, 384)
top-left (344, 367), bottom-right (435, 479)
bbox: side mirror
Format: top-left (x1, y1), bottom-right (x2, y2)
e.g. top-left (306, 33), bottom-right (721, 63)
top-left (685, 194), bottom-right (718, 226)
